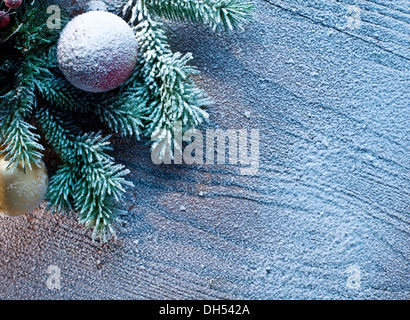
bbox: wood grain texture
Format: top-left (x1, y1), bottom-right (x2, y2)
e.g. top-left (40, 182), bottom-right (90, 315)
top-left (0, 0), bottom-right (409, 299)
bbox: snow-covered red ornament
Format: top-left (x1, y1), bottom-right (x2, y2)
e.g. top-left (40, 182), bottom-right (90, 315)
top-left (57, 10), bottom-right (138, 93)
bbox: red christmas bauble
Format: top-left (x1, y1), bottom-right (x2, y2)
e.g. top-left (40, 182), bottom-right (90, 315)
top-left (57, 11), bottom-right (138, 93)
top-left (0, 11), bottom-right (11, 28)
top-left (4, 0), bottom-right (22, 9)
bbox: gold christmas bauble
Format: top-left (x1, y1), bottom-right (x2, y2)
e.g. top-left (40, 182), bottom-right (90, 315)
top-left (0, 155), bottom-right (48, 217)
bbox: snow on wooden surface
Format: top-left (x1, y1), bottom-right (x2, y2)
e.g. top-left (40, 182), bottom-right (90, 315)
top-left (0, 0), bottom-right (408, 299)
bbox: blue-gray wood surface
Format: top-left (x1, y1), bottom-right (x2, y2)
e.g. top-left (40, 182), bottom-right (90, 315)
top-left (0, 0), bottom-right (409, 299)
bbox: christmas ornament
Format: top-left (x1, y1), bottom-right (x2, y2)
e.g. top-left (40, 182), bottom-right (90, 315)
top-left (4, 0), bottom-right (22, 10)
top-left (57, 10), bottom-right (138, 93)
top-left (0, 155), bottom-right (48, 217)
top-left (85, 0), bottom-right (107, 12)
top-left (0, 11), bottom-right (10, 28)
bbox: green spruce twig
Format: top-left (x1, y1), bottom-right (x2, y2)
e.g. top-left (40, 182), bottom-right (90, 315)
top-left (37, 107), bottom-right (133, 242)
top-left (146, 0), bottom-right (255, 31)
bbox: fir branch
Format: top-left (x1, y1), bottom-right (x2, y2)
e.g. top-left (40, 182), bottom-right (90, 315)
top-left (0, 65), bottom-right (46, 169)
top-left (46, 166), bottom-right (76, 214)
top-left (36, 73), bottom-right (144, 138)
top-left (35, 76), bottom-right (90, 112)
top-left (0, 117), bottom-right (44, 169)
top-left (146, 0), bottom-right (255, 31)
top-left (134, 17), bottom-right (209, 158)
top-left (121, 0), bottom-right (147, 26)
top-left (84, 73), bottom-right (145, 138)
top-left (92, 100), bottom-right (144, 138)
top-left (1, 85), bottom-right (35, 118)
top-left (0, 86), bottom-right (44, 170)
top-left (37, 108), bottom-right (133, 241)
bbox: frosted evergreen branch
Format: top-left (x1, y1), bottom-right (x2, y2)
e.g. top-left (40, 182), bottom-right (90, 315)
top-left (36, 108), bottom-right (113, 167)
top-left (0, 86), bottom-right (35, 118)
top-left (146, 0), bottom-right (255, 31)
top-left (46, 166), bottom-right (76, 214)
top-left (36, 77), bottom-right (90, 112)
top-left (37, 108), bottom-right (133, 241)
top-left (35, 68), bottom-right (144, 138)
top-left (0, 86), bottom-right (44, 170)
top-left (121, 0), bottom-right (149, 26)
top-left (120, 0), bottom-right (254, 30)
top-left (0, 118), bottom-right (44, 170)
top-left (89, 76), bottom-right (146, 138)
top-left (92, 101), bottom-right (144, 138)
top-left (134, 18), bottom-right (210, 158)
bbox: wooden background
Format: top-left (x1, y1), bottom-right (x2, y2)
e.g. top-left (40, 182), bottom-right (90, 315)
top-left (0, 0), bottom-right (408, 299)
